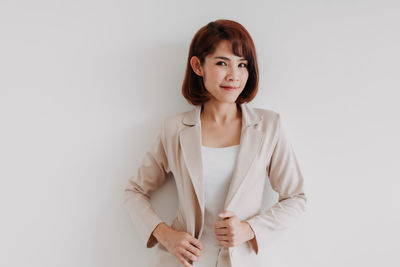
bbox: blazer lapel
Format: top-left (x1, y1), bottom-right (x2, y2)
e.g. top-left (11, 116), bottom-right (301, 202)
top-left (223, 104), bottom-right (263, 210)
top-left (179, 105), bottom-right (205, 214)
top-left (179, 103), bottom-right (263, 217)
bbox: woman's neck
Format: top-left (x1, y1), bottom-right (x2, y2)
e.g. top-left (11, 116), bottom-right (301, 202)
top-left (200, 101), bottom-right (241, 125)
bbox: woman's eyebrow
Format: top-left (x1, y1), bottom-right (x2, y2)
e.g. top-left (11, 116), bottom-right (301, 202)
top-left (213, 56), bottom-right (247, 61)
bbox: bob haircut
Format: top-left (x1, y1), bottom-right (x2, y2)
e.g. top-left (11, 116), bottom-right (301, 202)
top-left (182, 19), bottom-right (259, 106)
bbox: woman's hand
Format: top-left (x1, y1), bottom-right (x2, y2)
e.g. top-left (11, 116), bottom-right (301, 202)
top-left (153, 223), bottom-right (203, 267)
top-left (214, 210), bottom-right (255, 247)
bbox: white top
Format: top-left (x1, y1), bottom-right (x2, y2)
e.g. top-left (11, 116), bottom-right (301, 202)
top-left (194, 144), bottom-right (240, 267)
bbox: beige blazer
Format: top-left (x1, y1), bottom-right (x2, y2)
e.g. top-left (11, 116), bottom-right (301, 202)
top-left (124, 103), bottom-right (307, 267)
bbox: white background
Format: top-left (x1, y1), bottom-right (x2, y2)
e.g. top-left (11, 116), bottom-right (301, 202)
top-left (1, 0), bottom-right (399, 266)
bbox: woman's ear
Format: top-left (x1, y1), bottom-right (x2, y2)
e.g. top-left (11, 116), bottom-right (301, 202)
top-left (190, 56), bottom-right (203, 76)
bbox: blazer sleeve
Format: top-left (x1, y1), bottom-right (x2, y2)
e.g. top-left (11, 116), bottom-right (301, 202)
top-left (246, 113), bottom-right (307, 255)
top-left (123, 119), bottom-right (171, 248)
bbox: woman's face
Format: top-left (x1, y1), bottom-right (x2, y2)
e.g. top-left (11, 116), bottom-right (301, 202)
top-left (191, 40), bottom-right (249, 104)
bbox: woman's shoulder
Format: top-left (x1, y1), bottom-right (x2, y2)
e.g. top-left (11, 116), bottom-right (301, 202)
top-left (160, 106), bottom-right (198, 133)
top-left (244, 104), bottom-right (280, 124)
top-left (252, 106), bottom-right (279, 118)
top-left (241, 105), bottom-right (284, 136)
top-left (163, 108), bottom-right (193, 123)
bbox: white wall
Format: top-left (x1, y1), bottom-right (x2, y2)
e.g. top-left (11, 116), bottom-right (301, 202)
top-left (1, 0), bottom-right (399, 266)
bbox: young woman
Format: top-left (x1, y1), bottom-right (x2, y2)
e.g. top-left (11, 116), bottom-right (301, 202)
top-left (124, 19), bottom-right (307, 267)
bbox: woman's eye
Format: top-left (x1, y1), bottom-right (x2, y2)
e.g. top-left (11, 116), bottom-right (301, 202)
top-left (216, 61), bottom-right (247, 68)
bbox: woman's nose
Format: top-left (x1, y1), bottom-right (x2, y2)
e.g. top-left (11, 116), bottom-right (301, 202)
top-left (227, 66), bottom-right (239, 81)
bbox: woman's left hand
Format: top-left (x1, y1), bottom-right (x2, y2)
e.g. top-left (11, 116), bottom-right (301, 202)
top-left (214, 210), bottom-right (255, 247)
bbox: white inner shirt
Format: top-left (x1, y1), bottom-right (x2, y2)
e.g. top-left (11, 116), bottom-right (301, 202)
top-left (194, 144), bottom-right (240, 267)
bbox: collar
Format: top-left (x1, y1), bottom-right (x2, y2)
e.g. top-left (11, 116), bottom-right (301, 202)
top-left (182, 103), bottom-right (262, 127)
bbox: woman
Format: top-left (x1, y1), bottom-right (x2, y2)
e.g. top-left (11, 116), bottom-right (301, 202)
top-left (124, 19), bottom-right (307, 267)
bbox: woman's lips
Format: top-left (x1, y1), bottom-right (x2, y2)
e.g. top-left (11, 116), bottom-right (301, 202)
top-left (220, 86), bottom-right (238, 91)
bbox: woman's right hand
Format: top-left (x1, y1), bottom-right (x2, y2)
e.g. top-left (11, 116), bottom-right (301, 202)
top-left (153, 222), bottom-right (203, 267)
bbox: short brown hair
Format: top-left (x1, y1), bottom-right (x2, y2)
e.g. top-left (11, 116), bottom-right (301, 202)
top-left (182, 19), bottom-right (259, 105)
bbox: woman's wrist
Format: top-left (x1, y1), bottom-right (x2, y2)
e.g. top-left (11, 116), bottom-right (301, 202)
top-left (242, 221), bottom-right (255, 241)
top-left (153, 222), bottom-right (171, 244)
